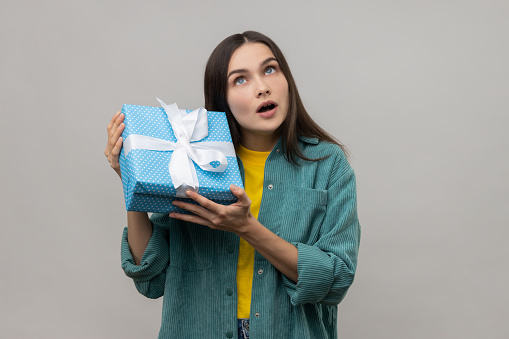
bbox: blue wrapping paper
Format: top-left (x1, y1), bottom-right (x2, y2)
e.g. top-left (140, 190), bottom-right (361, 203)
top-left (119, 103), bottom-right (244, 213)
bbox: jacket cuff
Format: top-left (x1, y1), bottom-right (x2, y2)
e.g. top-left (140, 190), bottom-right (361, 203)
top-left (121, 226), bottom-right (169, 283)
top-left (282, 242), bottom-right (334, 305)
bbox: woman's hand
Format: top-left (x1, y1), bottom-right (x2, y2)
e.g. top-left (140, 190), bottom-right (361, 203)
top-left (171, 184), bottom-right (299, 282)
top-left (170, 185), bottom-right (254, 235)
top-left (104, 111), bottom-right (125, 178)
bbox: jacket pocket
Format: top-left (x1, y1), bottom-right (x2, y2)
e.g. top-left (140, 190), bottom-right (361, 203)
top-left (168, 221), bottom-right (214, 271)
top-left (278, 186), bottom-right (328, 243)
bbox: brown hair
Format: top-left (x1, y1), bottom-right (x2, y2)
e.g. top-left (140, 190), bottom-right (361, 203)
top-left (204, 31), bottom-right (347, 163)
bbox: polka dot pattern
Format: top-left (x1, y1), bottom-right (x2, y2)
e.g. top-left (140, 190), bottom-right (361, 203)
top-left (118, 104), bottom-right (243, 213)
top-left (121, 104), bottom-right (232, 143)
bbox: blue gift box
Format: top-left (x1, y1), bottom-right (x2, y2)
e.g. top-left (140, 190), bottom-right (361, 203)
top-left (119, 101), bottom-right (243, 213)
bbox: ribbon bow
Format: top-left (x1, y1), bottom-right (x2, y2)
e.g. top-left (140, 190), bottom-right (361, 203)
top-left (123, 98), bottom-right (236, 197)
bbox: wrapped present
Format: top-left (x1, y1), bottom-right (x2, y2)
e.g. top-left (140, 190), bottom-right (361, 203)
top-left (119, 98), bottom-right (243, 213)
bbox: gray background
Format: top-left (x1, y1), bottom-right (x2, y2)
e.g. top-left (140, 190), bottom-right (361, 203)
top-left (1, 0), bottom-right (507, 338)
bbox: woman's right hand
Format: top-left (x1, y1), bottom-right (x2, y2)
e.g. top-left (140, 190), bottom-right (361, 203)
top-left (105, 111), bottom-right (125, 178)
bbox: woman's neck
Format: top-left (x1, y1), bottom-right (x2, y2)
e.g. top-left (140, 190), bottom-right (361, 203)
top-left (240, 131), bottom-right (279, 152)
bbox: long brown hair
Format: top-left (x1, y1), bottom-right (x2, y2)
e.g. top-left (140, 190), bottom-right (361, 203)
top-left (204, 31), bottom-right (347, 163)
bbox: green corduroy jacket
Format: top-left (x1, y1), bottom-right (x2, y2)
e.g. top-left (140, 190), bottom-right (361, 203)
top-left (121, 137), bottom-right (361, 339)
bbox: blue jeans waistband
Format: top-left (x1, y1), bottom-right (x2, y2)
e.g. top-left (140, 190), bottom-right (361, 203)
top-left (238, 318), bottom-right (249, 339)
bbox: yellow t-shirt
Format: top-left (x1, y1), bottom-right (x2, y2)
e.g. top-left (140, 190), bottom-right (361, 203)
top-left (236, 145), bottom-right (270, 319)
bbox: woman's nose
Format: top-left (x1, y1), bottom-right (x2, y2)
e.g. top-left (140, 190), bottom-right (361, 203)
top-left (256, 80), bottom-right (271, 97)
top-left (257, 89), bottom-right (271, 97)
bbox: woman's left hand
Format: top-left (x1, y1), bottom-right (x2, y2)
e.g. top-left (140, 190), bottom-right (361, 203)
top-left (169, 184), bottom-right (254, 235)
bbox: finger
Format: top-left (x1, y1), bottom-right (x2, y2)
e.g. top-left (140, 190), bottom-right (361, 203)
top-left (172, 199), bottom-right (215, 220)
top-left (111, 122), bottom-right (125, 144)
top-left (230, 185), bottom-right (251, 206)
top-left (106, 112), bottom-right (121, 157)
top-left (184, 191), bottom-right (222, 213)
top-left (111, 136), bottom-right (123, 157)
top-left (109, 136), bottom-right (123, 165)
top-left (169, 212), bottom-right (213, 228)
top-left (108, 113), bottom-right (124, 138)
top-left (107, 111), bottom-right (120, 132)
top-left (109, 122), bottom-right (125, 149)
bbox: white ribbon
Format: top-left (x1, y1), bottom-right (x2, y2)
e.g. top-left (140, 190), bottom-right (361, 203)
top-left (123, 99), bottom-right (236, 198)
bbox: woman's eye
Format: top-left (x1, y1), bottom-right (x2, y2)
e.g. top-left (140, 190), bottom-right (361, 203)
top-left (234, 77), bottom-right (246, 85)
top-left (265, 66), bottom-right (276, 75)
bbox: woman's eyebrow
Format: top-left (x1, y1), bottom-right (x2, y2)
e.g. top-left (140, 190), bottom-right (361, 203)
top-left (227, 57), bottom-right (279, 79)
top-left (260, 57), bottom-right (278, 67)
top-left (227, 68), bottom-right (247, 79)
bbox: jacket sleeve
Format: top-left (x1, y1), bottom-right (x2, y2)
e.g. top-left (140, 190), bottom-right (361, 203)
top-left (282, 153), bottom-right (361, 306)
top-left (120, 213), bottom-right (172, 299)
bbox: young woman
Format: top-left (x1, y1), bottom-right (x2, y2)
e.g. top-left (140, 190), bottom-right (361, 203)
top-left (105, 31), bottom-right (360, 339)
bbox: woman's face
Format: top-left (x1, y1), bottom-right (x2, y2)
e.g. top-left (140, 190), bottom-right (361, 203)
top-left (226, 43), bottom-right (289, 150)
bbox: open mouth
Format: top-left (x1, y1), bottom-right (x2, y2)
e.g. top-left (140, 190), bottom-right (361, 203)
top-left (257, 103), bottom-right (277, 113)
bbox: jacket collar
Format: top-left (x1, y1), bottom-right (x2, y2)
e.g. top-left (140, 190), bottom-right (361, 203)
top-left (298, 136), bottom-right (319, 144)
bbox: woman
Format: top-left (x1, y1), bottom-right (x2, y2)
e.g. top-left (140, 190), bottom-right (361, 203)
top-left (105, 31), bottom-right (360, 339)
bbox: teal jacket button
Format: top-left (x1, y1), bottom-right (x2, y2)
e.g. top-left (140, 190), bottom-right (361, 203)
top-left (226, 330), bottom-right (233, 338)
top-left (226, 288), bottom-right (233, 296)
top-left (227, 246), bottom-right (235, 253)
